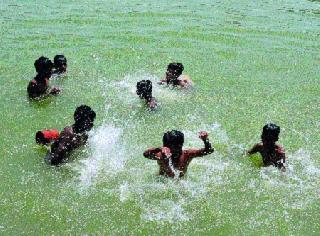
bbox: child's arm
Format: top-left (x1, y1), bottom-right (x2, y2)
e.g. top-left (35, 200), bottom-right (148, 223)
top-left (277, 146), bottom-right (286, 171)
top-left (147, 97), bottom-right (157, 109)
top-left (48, 129), bottom-right (72, 165)
top-left (179, 75), bottom-right (193, 87)
top-left (49, 87), bottom-right (61, 95)
top-left (186, 131), bottom-right (214, 158)
top-left (157, 79), bottom-right (167, 85)
top-left (143, 147), bottom-right (162, 160)
top-left (247, 143), bottom-right (261, 155)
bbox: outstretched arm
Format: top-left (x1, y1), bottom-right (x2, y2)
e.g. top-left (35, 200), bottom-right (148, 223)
top-left (247, 143), bottom-right (261, 155)
top-left (143, 147), bottom-right (162, 160)
top-left (187, 131), bottom-right (214, 158)
top-left (157, 79), bottom-right (167, 85)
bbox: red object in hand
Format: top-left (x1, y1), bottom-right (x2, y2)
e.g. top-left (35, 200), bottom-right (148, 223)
top-left (35, 129), bottom-right (60, 145)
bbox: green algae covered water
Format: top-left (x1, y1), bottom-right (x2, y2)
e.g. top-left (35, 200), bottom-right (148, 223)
top-left (0, 0), bottom-right (320, 234)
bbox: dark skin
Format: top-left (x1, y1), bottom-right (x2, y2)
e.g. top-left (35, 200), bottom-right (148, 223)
top-left (27, 74), bottom-right (60, 99)
top-left (158, 69), bottom-right (192, 87)
top-left (139, 94), bottom-right (157, 109)
top-left (53, 64), bottom-right (67, 74)
top-left (143, 131), bottom-right (214, 178)
top-left (48, 120), bottom-right (93, 165)
top-left (247, 138), bottom-right (286, 171)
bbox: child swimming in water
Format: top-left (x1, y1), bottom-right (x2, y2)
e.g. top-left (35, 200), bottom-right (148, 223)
top-left (158, 63), bottom-right (192, 88)
top-left (247, 123), bottom-right (286, 171)
top-left (143, 130), bottom-right (214, 178)
top-left (53, 54), bottom-right (67, 75)
top-left (136, 80), bottom-right (157, 109)
top-left (27, 56), bottom-right (60, 99)
top-left (47, 105), bottom-right (96, 165)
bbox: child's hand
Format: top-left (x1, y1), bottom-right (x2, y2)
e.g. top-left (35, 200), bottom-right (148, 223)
top-left (199, 131), bottom-right (209, 140)
top-left (161, 147), bottom-right (172, 159)
top-left (148, 100), bottom-right (157, 109)
top-left (50, 87), bottom-right (61, 95)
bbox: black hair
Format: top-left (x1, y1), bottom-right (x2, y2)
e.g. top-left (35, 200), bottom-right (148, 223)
top-left (167, 63), bottom-right (184, 76)
top-left (54, 55), bottom-right (67, 67)
top-left (136, 80), bottom-right (152, 101)
top-left (261, 123), bottom-right (280, 141)
top-left (35, 131), bottom-right (47, 145)
top-left (34, 56), bottom-right (54, 75)
top-left (74, 105), bottom-right (96, 124)
top-left (163, 130), bottom-right (184, 147)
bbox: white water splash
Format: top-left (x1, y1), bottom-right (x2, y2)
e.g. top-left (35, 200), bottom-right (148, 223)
top-left (111, 72), bottom-right (187, 106)
top-left (141, 199), bottom-right (190, 222)
top-left (75, 124), bottom-right (124, 189)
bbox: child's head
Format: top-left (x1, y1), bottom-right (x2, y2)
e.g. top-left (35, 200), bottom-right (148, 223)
top-left (261, 123), bottom-right (280, 144)
top-left (34, 56), bottom-right (54, 77)
top-left (136, 80), bottom-right (152, 101)
top-left (54, 55), bottom-right (67, 73)
top-left (166, 63), bottom-right (184, 81)
top-left (163, 130), bottom-right (184, 156)
top-left (74, 105), bottom-right (96, 133)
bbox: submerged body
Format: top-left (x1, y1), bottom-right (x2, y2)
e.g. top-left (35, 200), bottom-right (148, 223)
top-left (52, 54), bottom-right (67, 76)
top-left (48, 125), bottom-right (88, 165)
top-left (46, 105), bottom-right (96, 166)
top-left (27, 76), bottom-right (60, 99)
top-left (247, 123), bottom-right (286, 171)
top-left (136, 80), bottom-right (157, 109)
top-left (158, 63), bottom-right (193, 88)
top-left (248, 143), bottom-right (285, 169)
top-left (28, 56), bottom-right (60, 99)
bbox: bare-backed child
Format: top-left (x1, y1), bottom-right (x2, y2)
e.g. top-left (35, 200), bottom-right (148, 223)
top-left (136, 80), bottom-right (157, 109)
top-left (143, 130), bottom-right (214, 178)
top-left (47, 105), bottom-right (96, 165)
top-left (53, 54), bottom-right (67, 75)
top-left (247, 123), bottom-right (286, 171)
top-left (158, 63), bottom-right (192, 88)
top-left (27, 56), bottom-right (60, 99)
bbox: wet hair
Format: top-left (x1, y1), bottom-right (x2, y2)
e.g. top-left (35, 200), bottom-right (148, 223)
top-left (167, 63), bottom-right (184, 77)
top-left (34, 56), bottom-right (54, 75)
top-left (74, 105), bottom-right (96, 124)
top-left (136, 80), bottom-right (152, 100)
top-left (163, 130), bottom-right (184, 147)
top-left (261, 123), bottom-right (280, 142)
top-left (54, 55), bottom-right (67, 69)
top-left (35, 131), bottom-right (47, 145)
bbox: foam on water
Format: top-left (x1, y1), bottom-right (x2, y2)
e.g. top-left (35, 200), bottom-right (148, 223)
top-left (74, 124), bottom-right (124, 189)
top-left (241, 148), bottom-right (320, 233)
top-left (67, 110), bottom-right (320, 230)
top-left (110, 72), bottom-right (189, 106)
top-left (71, 77), bottom-right (319, 227)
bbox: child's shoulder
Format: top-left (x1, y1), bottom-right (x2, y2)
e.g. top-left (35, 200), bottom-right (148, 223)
top-left (28, 79), bottom-right (37, 86)
top-left (179, 75), bottom-right (193, 87)
top-left (60, 126), bottom-right (74, 137)
top-left (275, 144), bottom-right (285, 154)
